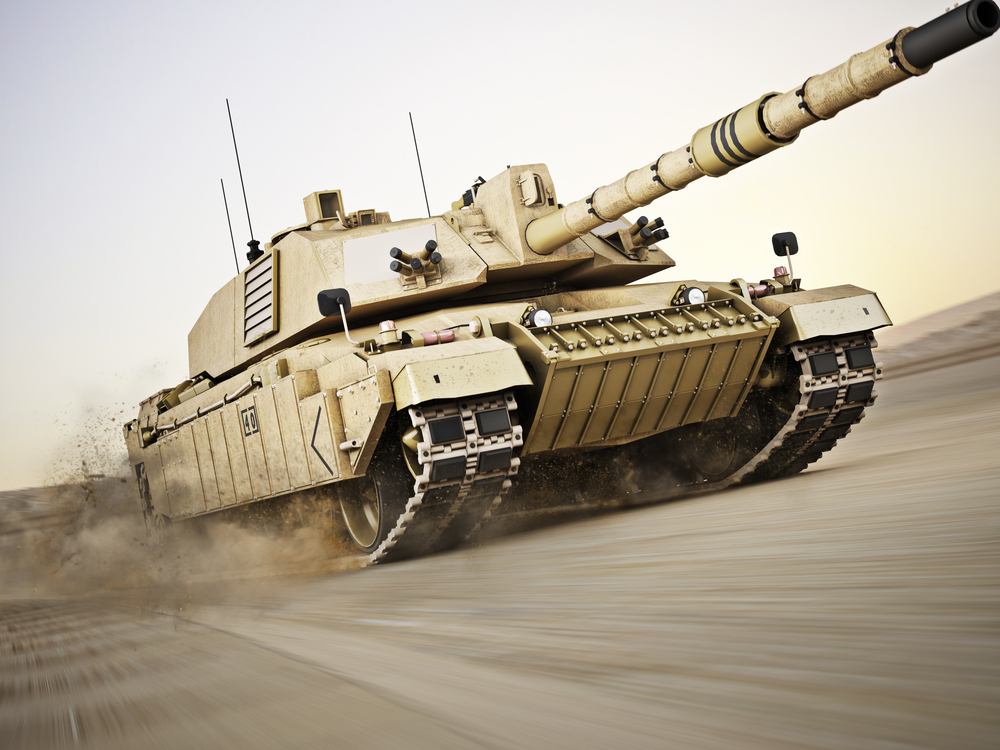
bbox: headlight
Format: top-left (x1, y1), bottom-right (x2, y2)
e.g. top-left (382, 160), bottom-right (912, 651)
top-left (527, 308), bottom-right (553, 327)
top-left (679, 287), bottom-right (706, 305)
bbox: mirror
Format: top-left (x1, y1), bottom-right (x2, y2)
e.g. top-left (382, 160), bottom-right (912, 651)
top-left (317, 288), bottom-right (352, 317)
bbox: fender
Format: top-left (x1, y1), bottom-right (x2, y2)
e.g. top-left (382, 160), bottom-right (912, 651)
top-left (381, 337), bottom-right (533, 410)
top-left (753, 284), bottom-right (892, 346)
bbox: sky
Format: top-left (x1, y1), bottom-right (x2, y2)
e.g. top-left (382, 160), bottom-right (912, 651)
top-left (1, 0), bottom-right (998, 490)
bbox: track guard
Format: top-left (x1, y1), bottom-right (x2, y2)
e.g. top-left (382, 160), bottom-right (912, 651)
top-left (336, 369), bottom-right (395, 475)
top-left (753, 284), bottom-right (891, 345)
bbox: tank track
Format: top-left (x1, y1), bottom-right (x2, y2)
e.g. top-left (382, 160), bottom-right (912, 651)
top-left (366, 391), bottom-right (523, 565)
top-left (368, 335), bottom-right (879, 561)
top-left (724, 331), bottom-right (883, 486)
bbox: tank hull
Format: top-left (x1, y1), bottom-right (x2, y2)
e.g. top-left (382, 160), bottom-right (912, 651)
top-left (124, 280), bottom-right (887, 562)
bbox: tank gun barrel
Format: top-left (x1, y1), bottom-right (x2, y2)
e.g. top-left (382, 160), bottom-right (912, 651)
top-left (525, 0), bottom-right (999, 255)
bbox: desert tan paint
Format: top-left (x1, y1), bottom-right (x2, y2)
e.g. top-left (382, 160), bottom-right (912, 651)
top-left (122, 1), bottom-right (996, 562)
top-left (391, 345), bottom-right (532, 410)
top-left (517, 293), bottom-right (779, 454)
top-left (754, 285), bottom-right (893, 346)
top-left (525, 28), bottom-right (930, 254)
top-left (338, 370), bottom-right (394, 474)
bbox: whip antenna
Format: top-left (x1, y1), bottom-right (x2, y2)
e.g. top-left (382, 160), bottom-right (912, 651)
top-left (221, 179), bottom-right (240, 274)
top-left (409, 112), bottom-right (431, 218)
top-left (226, 98), bottom-right (262, 262)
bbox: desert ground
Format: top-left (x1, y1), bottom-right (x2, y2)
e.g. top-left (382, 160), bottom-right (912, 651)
top-left (2, 294), bottom-right (998, 750)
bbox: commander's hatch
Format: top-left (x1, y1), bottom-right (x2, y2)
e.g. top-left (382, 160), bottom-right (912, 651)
top-left (267, 190), bottom-right (392, 248)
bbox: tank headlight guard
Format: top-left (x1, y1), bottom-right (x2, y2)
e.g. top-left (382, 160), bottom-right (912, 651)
top-left (678, 287), bottom-right (706, 305)
top-left (527, 308), bottom-right (553, 328)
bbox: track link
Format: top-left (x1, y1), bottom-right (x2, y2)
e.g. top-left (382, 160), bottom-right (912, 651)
top-left (366, 391), bottom-right (522, 565)
top-left (726, 331), bottom-right (883, 486)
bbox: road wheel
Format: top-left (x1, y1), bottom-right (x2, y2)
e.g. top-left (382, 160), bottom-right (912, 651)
top-left (674, 399), bottom-right (766, 482)
top-left (338, 415), bottom-right (412, 553)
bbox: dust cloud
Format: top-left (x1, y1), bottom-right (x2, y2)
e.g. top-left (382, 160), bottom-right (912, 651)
top-left (0, 389), bottom-right (364, 599)
top-left (482, 443), bottom-right (691, 542)
top-left (0, 448), bottom-right (683, 598)
top-left (0, 476), bottom-right (362, 600)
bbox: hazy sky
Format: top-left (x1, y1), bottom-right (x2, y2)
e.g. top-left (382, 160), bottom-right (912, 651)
top-left (1, 0), bottom-right (998, 490)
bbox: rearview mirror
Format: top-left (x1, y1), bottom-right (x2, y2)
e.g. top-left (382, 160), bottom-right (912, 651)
top-left (317, 288), bottom-right (352, 317)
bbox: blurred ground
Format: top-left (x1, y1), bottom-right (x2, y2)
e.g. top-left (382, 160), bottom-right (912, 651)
top-left (1, 296), bottom-right (999, 749)
top-left (876, 289), bottom-right (1000, 378)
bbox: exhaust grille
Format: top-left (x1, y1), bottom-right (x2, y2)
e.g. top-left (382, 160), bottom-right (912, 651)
top-left (244, 251), bottom-right (278, 346)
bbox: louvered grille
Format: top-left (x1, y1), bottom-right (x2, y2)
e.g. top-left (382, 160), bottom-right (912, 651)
top-left (244, 252), bottom-right (278, 345)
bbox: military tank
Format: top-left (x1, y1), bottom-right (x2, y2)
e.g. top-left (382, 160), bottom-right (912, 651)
top-left (123, 0), bottom-right (998, 564)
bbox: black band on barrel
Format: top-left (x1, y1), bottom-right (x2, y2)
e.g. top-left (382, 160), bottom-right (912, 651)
top-left (709, 117), bottom-right (740, 169)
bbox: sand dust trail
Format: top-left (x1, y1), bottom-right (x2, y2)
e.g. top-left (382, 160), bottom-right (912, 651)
top-left (2, 346), bottom-right (998, 749)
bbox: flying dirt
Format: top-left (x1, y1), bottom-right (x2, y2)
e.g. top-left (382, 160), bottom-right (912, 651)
top-left (1, 301), bottom-right (999, 749)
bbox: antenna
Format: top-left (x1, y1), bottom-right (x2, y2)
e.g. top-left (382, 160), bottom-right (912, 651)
top-left (226, 99), bottom-right (263, 263)
top-left (409, 112), bottom-right (432, 218)
top-left (221, 179), bottom-right (240, 274)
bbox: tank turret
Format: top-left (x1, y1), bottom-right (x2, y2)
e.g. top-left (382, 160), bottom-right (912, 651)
top-left (124, 1), bottom-right (998, 566)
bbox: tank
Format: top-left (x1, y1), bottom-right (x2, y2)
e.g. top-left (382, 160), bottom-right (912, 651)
top-left (123, 1), bottom-right (998, 564)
